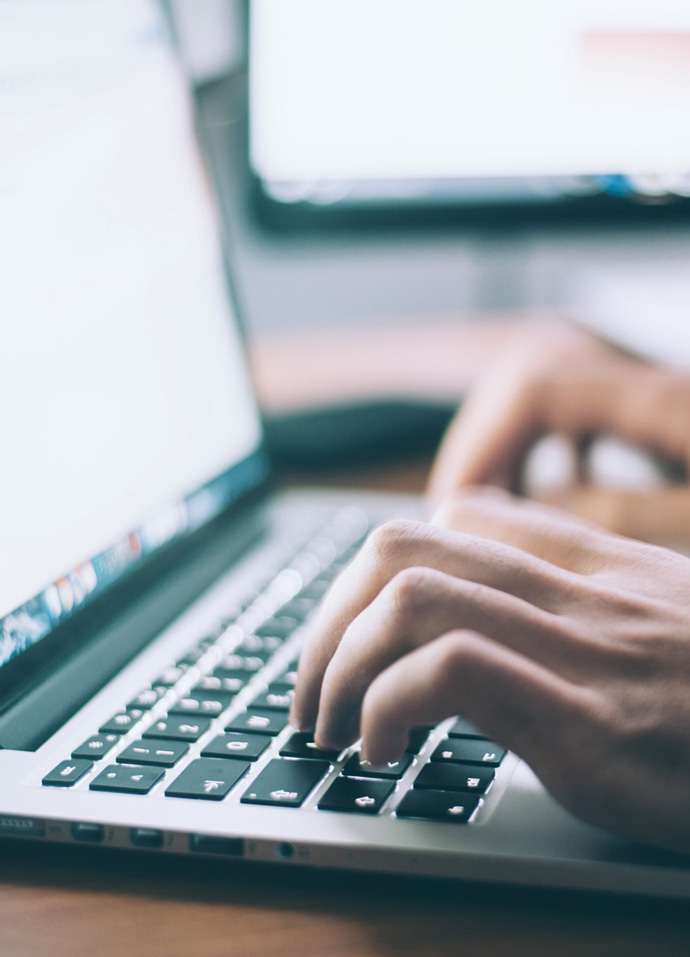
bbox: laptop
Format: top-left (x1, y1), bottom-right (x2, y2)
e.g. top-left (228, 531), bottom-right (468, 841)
top-left (2, 0), bottom-right (690, 899)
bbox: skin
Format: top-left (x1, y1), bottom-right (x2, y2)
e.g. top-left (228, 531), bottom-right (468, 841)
top-left (428, 320), bottom-right (690, 544)
top-left (292, 492), bottom-right (690, 853)
top-left (291, 322), bottom-right (690, 853)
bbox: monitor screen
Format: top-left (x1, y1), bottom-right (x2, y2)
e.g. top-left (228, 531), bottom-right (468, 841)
top-left (0, 0), bottom-right (265, 667)
top-left (250, 0), bottom-right (690, 214)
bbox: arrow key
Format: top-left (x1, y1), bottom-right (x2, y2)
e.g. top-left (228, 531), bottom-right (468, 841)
top-left (165, 758), bottom-right (250, 801)
top-left (90, 764), bottom-right (164, 794)
top-left (241, 758), bottom-right (329, 808)
top-left (318, 776), bottom-right (394, 815)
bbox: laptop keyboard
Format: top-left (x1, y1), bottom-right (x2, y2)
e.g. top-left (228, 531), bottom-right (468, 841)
top-left (42, 507), bottom-right (506, 825)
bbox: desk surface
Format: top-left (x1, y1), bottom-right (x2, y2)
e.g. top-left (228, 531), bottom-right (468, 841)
top-left (3, 327), bottom-right (690, 956)
top-left (2, 830), bottom-right (690, 957)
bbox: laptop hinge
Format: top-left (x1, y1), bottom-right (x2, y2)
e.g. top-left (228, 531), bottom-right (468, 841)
top-left (0, 500), bottom-right (269, 751)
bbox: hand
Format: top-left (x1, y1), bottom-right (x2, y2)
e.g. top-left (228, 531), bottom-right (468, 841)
top-left (291, 489), bottom-right (690, 853)
top-left (427, 320), bottom-right (690, 543)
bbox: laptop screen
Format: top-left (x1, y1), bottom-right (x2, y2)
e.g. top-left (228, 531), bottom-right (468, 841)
top-left (0, 2), bottom-right (265, 667)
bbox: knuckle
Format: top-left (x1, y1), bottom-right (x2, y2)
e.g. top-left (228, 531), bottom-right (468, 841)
top-left (365, 519), bottom-right (425, 566)
top-left (431, 631), bottom-right (482, 686)
top-left (384, 567), bottom-right (439, 624)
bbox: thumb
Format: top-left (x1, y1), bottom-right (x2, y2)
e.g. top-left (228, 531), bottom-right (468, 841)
top-left (540, 485), bottom-right (690, 545)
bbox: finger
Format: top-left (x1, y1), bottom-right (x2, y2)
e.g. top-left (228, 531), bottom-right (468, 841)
top-left (312, 566), bottom-right (579, 751)
top-left (427, 354), bottom-right (544, 503)
top-left (543, 485), bottom-right (690, 545)
top-left (290, 518), bottom-right (581, 732)
top-left (427, 340), bottom-right (681, 506)
top-left (431, 486), bottom-right (625, 574)
top-left (359, 630), bottom-right (586, 775)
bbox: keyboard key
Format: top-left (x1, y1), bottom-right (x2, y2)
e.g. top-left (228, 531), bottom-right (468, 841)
top-left (396, 789), bottom-right (480, 823)
top-left (215, 654), bottom-right (264, 675)
top-left (117, 740), bottom-right (189, 767)
top-left (447, 718), bottom-right (489, 740)
top-left (414, 763), bottom-right (494, 793)
top-left (236, 635), bottom-right (282, 659)
top-left (71, 733), bottom-right (119, 761)
top-left (342, 752), bottom-right (412, 780)
top-left (241, 758), bottom-right (330, 808)
top-left (169, 691), bottom-right (232, 717)
top-left (405, 727), bottom-right (432, 754)
top-left (155, 665), bottom-right (187, 687)
top-left (270, 670), bottom-right (298, 691)
top-left (254, 617), bottom-right (299, 639)
top-left (165, 758), bottom-right (249, 801)
top-left (279, 732), bottom-right (341, 761)
top-left (195, 674), bottom-right (245, 695)
top-left (201, 732), bottom-right (272, 761)
top-left (127, 687), bottom-right (166, 710)
top-left (431, 739), bottom-right (506, 767)
top-left (143, 716), bottom-right (212, 742)
top-left (99, 709), bottom-right (144, 735)
top-left (318, 776), bottom-right (393, 814)
top-left (90, 765), bottom-right (164, 794)
top-left (299, 579), bottom-right (331, 601)
top-left (275, 598), bottom-right (316, 621)
top-left (43, 760), bottom-right (93, 787)
top-left (226, 710), bottom-right (286, 736)
top-left (176, 645), bottom-right (207, 667)
top-left (251, 689), bottom-right (294, 712)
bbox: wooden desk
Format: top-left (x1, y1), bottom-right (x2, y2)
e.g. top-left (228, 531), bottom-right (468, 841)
top-left (2, 324), bottom-right (689, 956)
top-left (2, 803), bottom-right (690, 957)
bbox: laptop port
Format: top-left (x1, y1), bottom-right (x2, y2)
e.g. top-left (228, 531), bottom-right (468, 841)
top-left (130, 827), bottom-right (164, 849)
top-left (71, 822), bottom-right (104, 843)
top-left (190, 834), bottom-right (244, 856)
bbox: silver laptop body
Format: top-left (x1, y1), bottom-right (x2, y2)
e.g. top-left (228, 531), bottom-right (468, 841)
top-left (1, 0), bottom-right (690, 899)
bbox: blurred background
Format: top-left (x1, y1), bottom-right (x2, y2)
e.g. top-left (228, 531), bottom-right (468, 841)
top-left (171, 0), bottom-right (690, 470)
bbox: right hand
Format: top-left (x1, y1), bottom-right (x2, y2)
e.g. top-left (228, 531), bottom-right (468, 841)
top-left (427, 320), bottom-right (690, 543)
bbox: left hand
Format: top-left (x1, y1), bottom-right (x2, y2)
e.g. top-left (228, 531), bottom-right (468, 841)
top-left (291, 488), bottom-right (690, 853)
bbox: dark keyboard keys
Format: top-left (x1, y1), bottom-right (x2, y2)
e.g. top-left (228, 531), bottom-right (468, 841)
top-left (414, 763), bottom-right (494, 793)
top-left (318, 776), bottom-right (394, 815)
top-left (254, 617), bottom-right (299, 639)
top-left (99, 709), bottom-right (144, 735)
top-left (90, 765), bottom-right (164, 794)
top-left (71, 733), bottom-right (119, 761)
top-left (405, 727), bottom-right (432, 754)
top-left (275, 598), bottom-right (315, 621)
top-left (251, 689), bottom-right (294, 712)
top-left (299, 578), bottom-right (332, 601)
top-left (127, 687), bottom-right (166, 710)
top-left (447, 718), bottom-right (489, 739)
top-left (226, 710), bottom-right (286, 736)
top-left (215, 654), bottom-right (264, 676)
top-left (201, 732), bottom-right (272, 761)
top-left (165, 758), bottom-right (249, 801)
top-left (155, 665), bottom-right (187, 688)
top-left (271, 669), bottom-right (298, 692)
top-left (279, 732), bottom-right (341, 761)
top-left (117, 740), bottom-right (189, 767)
top-left (431, 739), bottom-right (506, 767)
top-left (241, 758), bottom-right (330, 808)
top-left (235, 635), bottom-right (282, 659)
top-left (176, 645), bottom-right (207, 667)
top-left (143, 716), bottom-right (212, 742)
top-left (342, 752), bottom-right (412, 780)
top-left (169, 691), bottom-right (232, 717)
top-left (396, 789), bottom-right (480, 823)
top-left (43, 760), bottom-right (93, 787)
top-left (195, 674), bottom-right (245, 695)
